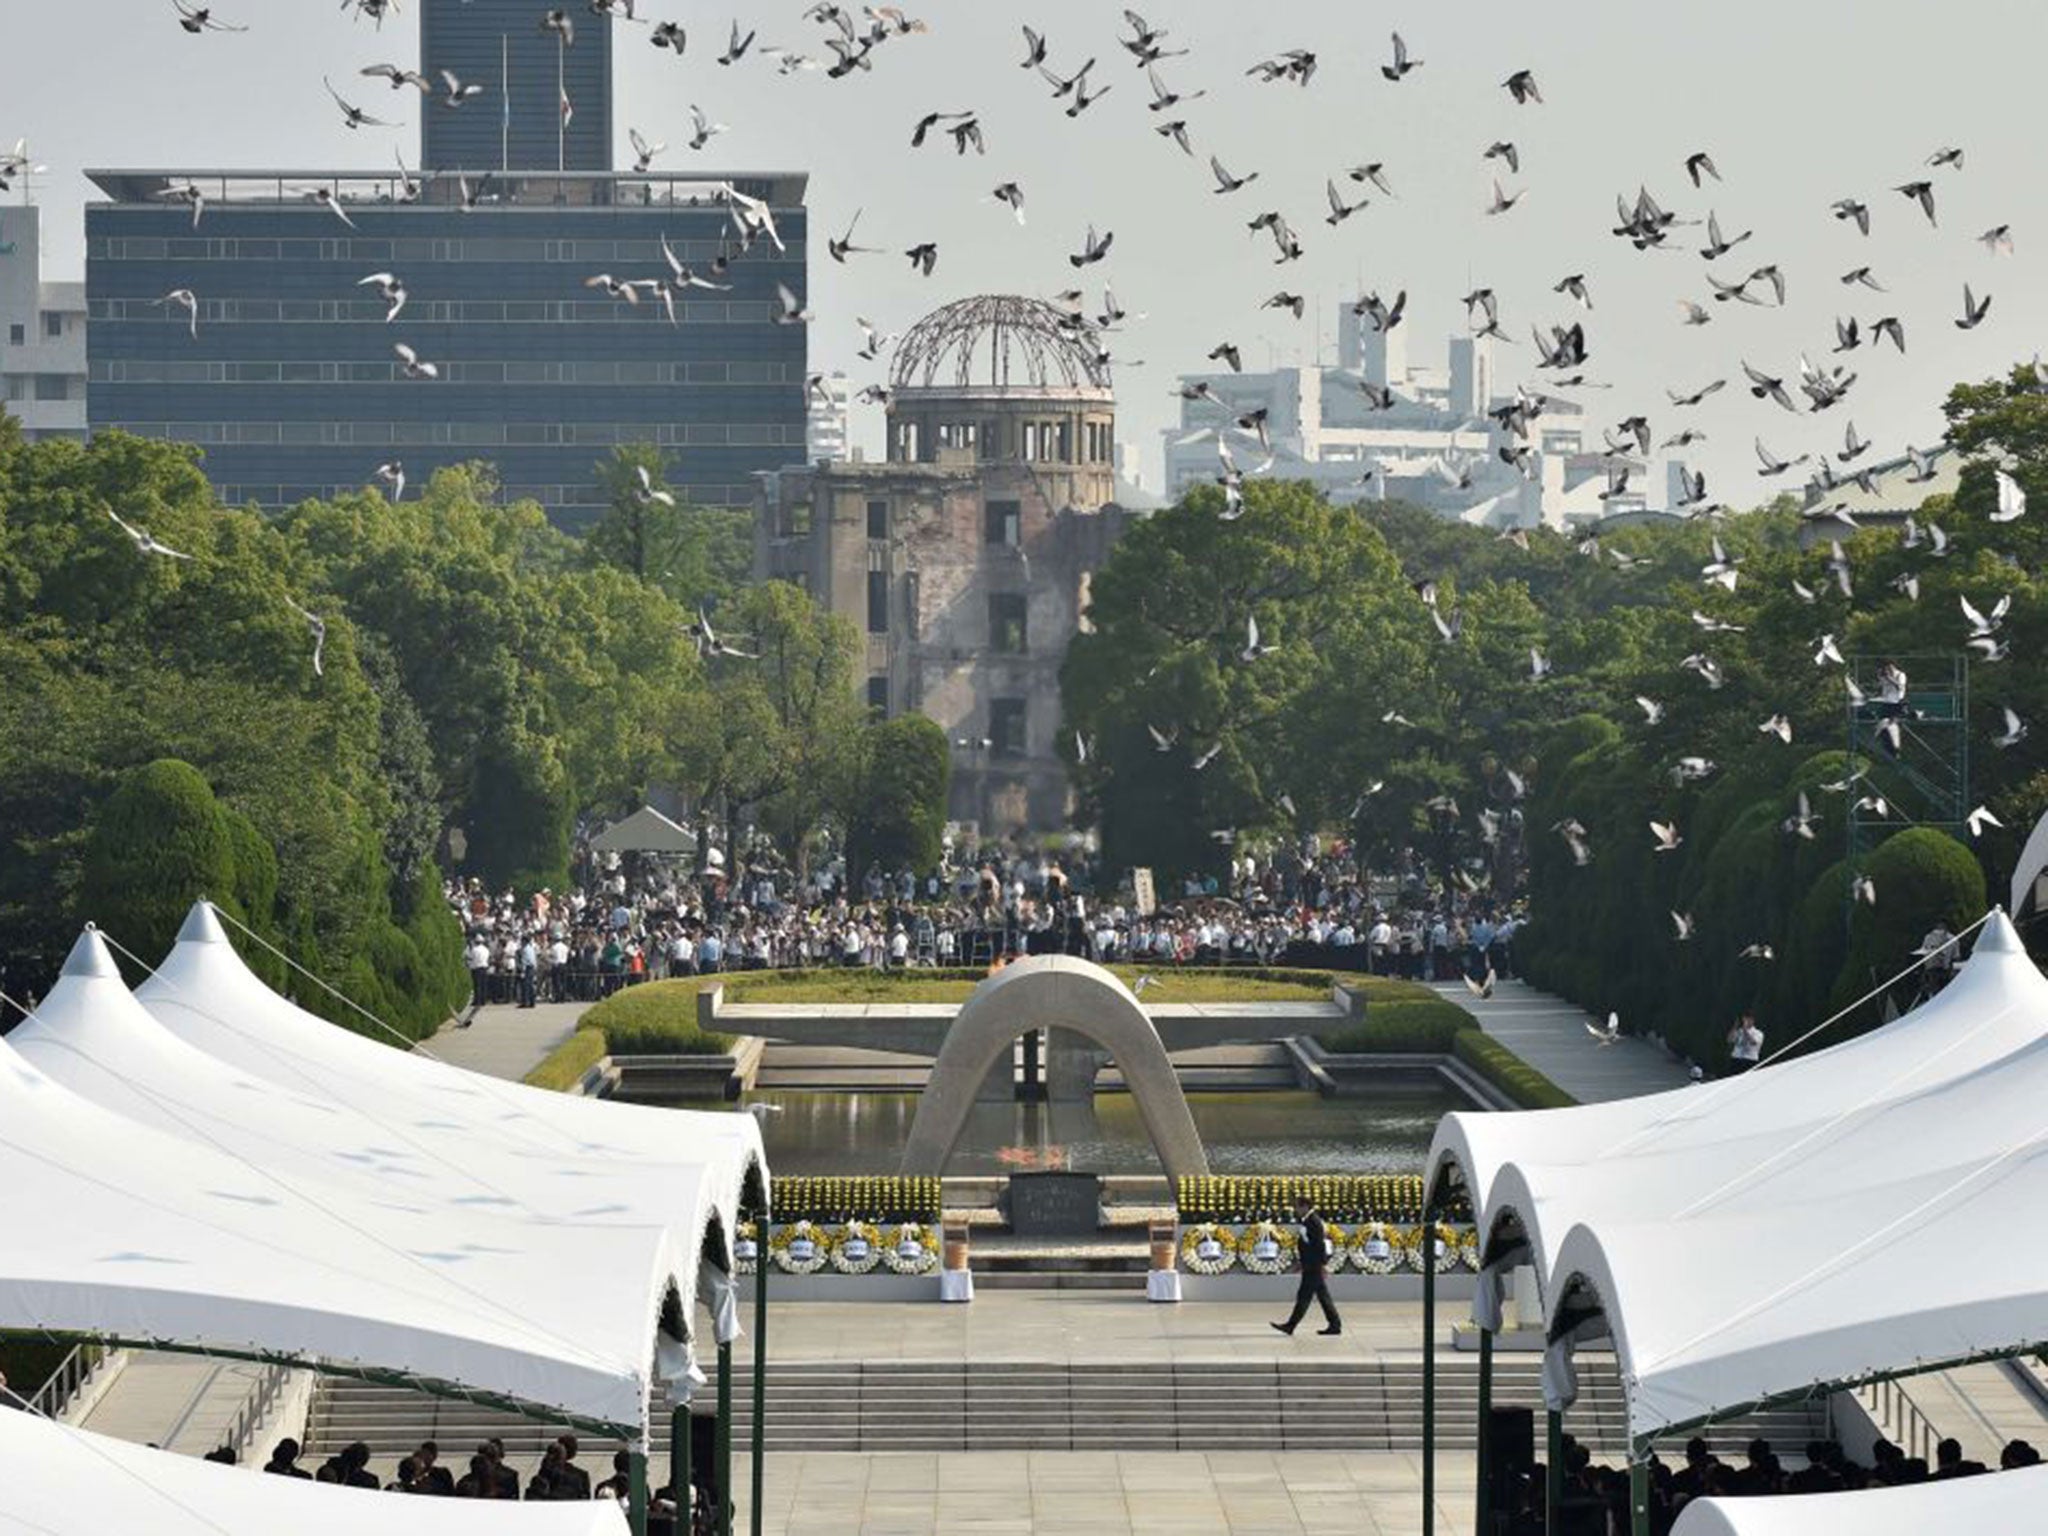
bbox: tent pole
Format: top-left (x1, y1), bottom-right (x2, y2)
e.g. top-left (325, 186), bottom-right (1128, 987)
top-left (1544, 1409), bottom-right (1562, 1536)
top-left (751, 1245), bottom-right (768, 1536)
top-left (1422, 1207), bottom-right (1437, 1536)
top-left (717, 1338), bottom-right (734, 1536)
top-left (672, 1401), bottom-right (692, 1529)
top-left (628, 1445), bottom-right (649, 1536)
top-left (1474, 1324), bottom-right (1493, 1536)
top-left (1629, 1448), bottom-right (1650, 1536)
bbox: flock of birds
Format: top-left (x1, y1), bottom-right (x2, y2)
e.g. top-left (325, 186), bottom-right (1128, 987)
top-left (33, 3), bottom-right (2046, 1014)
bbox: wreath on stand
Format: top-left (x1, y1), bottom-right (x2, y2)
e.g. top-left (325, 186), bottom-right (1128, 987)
top-left (881, 1222), bottom-right (940, 1275)
top-left (1402, 1222), bottom-right (1461, 1274)
top-left (1457, 1227), bottom-right (1482, 1271)
top-left (1322, 1222), bottom-right (1350, 1273)
top-left (770, 1219), bottom-right (828, 1275)
top-left (734, 1220), bottom-right (760, 1276)
top-left (829, 1221), bottom-right (885, 1275)
top-left (1179, 1223), bottom-right (1239, 1275)
top-left (1352, 1221), bottom-right (1400, 1275)
top-left (1237, 1221), bottom-right (1300, 1275)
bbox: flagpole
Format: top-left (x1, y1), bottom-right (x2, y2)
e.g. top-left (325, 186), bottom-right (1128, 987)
top-left (556, 34), bottom-right (565, 173)
top-left (500, 34), bottom-right (509, 173)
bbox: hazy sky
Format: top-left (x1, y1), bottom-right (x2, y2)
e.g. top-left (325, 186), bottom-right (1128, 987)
top-left (6, 0), bottom-right (2045, 499)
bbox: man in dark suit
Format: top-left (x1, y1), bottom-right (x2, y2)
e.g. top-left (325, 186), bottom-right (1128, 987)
top-left (1271, 1194), bottom-right (1342, 1336)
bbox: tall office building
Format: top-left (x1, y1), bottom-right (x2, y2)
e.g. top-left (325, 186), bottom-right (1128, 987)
top-left (420, 0), bottom-right (613, 173)
top-left (0, 205), bottom-right (88, 443)
top-left (84, 0), bottom-right (806, 528)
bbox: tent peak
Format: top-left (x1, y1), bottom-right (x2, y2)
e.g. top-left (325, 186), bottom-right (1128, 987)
top-left (175, 901), bottom-right (232, 946)
top-left (1974, 907), bottom-right (2023, 956)
top-left (60, 927), bottom-right (123, 981)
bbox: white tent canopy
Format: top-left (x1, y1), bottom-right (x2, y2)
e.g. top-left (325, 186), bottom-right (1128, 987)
top-left (0, 1027), bottom-right (683, 1432)
top-left (588, 806), bottom-right (696, 856)
top-left (0, 1404), bottom-right (630, 1536)
top-left (1670, 1464), bottom-right (2048, 1535)
top-left (1538, 927), bottom-right (2048, 1438)
top-left (16, 928), bottom-right (738, 1328)
top-left (1428, 912), bottom-right (2046, 1328)
top-left (135, 902), bottom-right (767, 1243)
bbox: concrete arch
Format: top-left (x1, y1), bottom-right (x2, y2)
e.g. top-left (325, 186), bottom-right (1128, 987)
top-left (899, 955), bottom-right (1212, 1179)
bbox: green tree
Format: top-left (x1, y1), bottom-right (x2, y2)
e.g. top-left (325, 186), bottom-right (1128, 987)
top-left (843, 714), bottom-right (952, 876)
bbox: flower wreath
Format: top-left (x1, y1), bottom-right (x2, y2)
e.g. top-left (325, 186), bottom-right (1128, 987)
top-left (1179, 1222), bottom-right (1239, 1275)
top-left (1237, 1221), bottom-right (1300, 1275)
top-left (1352, 1221), bottom-right (1400, 1275)
top-left (1457, 1227), bottom-right (1482, 1272)
top-left (770, 1219), bottom-right (828, 1275)
top-left (1321, 1221), bottom-right (1349, 1273)
top-left (830, 1220), bottom-right (885, 1275)
top-left (1402, 1222), bottom-right (1460, 1274)
top-left (734, 1219), bottom-right (761, 1276)
top-left (881, 1221), bottom-right (940, 1275)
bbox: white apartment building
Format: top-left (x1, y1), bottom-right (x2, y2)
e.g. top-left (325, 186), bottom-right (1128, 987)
top-left (0, 205), bottom-right (87, 443)
top-left (1163, 300), bottom-right (1660, 530)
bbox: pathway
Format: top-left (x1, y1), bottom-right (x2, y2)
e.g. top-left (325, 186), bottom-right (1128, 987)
top-left (75, 1354), bottom-right (269, 1458)
top-left (418, 1000), bottom-right (585, 1079)
top-left (1431, 978), bottom-right (1692, 1102)
top-left (734, 1449), bottom-right (1475, 1536)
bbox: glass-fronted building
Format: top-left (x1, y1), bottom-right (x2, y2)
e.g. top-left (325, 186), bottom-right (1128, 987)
top-left (81, 0), bottom-right (806, 529)
top-left (85, 169), bottom-right (807, 524)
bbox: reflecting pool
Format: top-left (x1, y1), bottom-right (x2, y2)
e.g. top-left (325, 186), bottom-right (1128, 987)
top-left (686, 1085), bottom-right (1467, 1175)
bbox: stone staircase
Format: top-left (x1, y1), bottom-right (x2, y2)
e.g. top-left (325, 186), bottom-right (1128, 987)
top-left (306, 1356), bottom-right (1825, 1472)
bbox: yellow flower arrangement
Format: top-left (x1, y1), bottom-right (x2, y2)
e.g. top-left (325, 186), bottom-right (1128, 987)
top-left (1179, 1222), bottom-right (1239, 1275)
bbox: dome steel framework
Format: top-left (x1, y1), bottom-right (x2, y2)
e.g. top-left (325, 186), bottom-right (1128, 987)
top-left (890, 295), bottom-right (1111, 393)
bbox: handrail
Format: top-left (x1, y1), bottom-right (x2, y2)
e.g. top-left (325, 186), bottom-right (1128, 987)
top-left (29, 1343), bottom-right (118, 1420)
top-left (1855, 1376), bottom-right (1938, 1465)
top-left (222, 1361), bottom-right (295, 1459)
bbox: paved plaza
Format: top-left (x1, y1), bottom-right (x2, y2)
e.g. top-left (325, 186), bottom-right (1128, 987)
top-left (754, 1292), bottom-right (1455, 1365)
top-left (734, 1450), bottom-right (1475, 1535)
top-left (1432, 978), bottom-right (1693, 1101)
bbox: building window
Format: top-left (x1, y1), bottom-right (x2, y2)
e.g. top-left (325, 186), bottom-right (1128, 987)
top-left (42, 312), bottom-right (63, 339)
top-left (990, 698), bottom-right (1028, 758)
top-left (989, 593), bottom-right (1028, 654)
top-left (867, 675), bottom-right (890, 714)
top-left (4, 375), bottom-right (24, 401)
top-left (866, 569), bottom-right (889, 634)
top-left (1057, 420), bottom-right (1073, 463)
top-left (5, 324), bottom-right (21, 346)
top-left (32, 374), bottom-right (69, 402)
top-left (782, 501), bottom-right (812, 538)
top-left (866, 499), bottom-right (888, 540)
top-left (1021, 422), bottom-right (1038, 461)
top-left (984, 500), bottom-right (1021, 548)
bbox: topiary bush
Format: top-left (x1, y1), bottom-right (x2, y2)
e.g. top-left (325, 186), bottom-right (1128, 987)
top-left (1825, 827), bottom-right (1986, 1036)
top-left (77, 758), bottom-right (238, 969)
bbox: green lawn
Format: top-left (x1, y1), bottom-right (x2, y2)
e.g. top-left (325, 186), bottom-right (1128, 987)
top-left (722, 964), bottom-right (1337, 1005)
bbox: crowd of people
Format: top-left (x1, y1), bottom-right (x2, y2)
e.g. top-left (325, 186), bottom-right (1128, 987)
top-left (446, 830), bottom-right (1527, 1012)
top-left (260, 1434), bottom-right (708, 1525)
top-left (1502, 1431), bottom-right (2045, 1534)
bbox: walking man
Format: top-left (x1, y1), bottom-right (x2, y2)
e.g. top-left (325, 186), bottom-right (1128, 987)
top-left (1271, 1193), bottom-right (1342, 1336)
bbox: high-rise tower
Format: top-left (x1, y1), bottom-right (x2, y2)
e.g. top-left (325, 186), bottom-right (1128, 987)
top-left (419, 0), bottom-right (613, 172)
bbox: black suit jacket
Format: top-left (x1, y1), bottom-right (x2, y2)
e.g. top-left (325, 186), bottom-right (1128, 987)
top-left (1300, 1212), bottom-right (1331, 1273)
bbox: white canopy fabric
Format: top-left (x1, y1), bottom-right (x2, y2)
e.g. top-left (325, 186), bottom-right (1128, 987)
top-left (1539, 928), bottom-right (2048, 1438)
top-left (2009, 804), bottom-right (2048, 916)
top-left (17, 929), bottom-right (735, 1334)
top-left (588, 806), bottom-right (696, 856)
top-left (0, 1404), bottom-right (630, 1536)
top-left (1670, 1465), bottom-right (2048, 1536)
top-left (0, 1027), bottom-right (682, 1432)
top-left (1429, 913), bottom-right (2046, 1327)
top-left (134, 903), bottom-right (767, 1254)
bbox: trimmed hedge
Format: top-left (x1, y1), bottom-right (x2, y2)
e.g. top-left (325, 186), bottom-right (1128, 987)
top-left (577, 983), bottom-right (736, 1056)
top-left (1453, 1030), bottom-right (1575, 1109)
top-left (523, 1027), bottom-right (611, 1091)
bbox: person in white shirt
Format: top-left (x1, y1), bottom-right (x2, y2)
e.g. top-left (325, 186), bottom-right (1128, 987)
top-left (1726, 1012), bottom-right (1764, 1074)
top-left (465, 936), bottom-right (491, 1015)
top-left (888, 926), bottom-right (910, 967)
